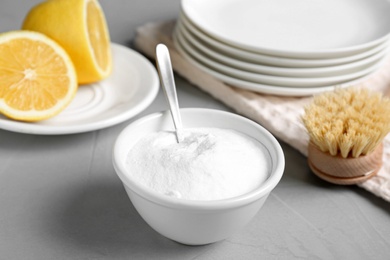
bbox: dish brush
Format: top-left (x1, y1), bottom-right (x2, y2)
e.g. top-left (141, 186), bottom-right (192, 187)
top-left (302, 87), bottom-right (390, 185)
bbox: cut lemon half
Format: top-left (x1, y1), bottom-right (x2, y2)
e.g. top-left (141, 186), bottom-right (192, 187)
top-left (22, 0), bottom-right (112, 84)
top-left (0, 31), bottom-right (77, 122)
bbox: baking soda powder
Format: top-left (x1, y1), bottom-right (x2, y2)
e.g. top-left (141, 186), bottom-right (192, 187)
top-left (126, 128), bottom-right (270, 200)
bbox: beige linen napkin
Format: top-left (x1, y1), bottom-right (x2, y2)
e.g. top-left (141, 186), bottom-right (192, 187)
top-left (134, 21), bottom-right (390, 202)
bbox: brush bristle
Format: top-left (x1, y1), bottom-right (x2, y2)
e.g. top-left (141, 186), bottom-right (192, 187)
top-left (302, 87), bottom-right (390, 158)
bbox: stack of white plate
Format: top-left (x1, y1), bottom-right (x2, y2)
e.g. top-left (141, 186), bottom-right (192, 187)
top-left (173, 0), bottom-right (390, 96)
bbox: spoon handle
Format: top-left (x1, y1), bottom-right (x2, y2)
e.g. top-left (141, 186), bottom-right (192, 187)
top-left (156, 44), bottom-right (183, 142)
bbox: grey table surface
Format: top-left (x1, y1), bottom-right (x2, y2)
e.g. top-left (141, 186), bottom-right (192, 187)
top-left (0, 0), bottom-right (389, 259)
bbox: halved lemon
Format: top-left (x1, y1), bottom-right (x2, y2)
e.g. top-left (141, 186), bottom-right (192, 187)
top-left (0, 31), bottom-right (77, 121)
top-left (22, 0), bottom-right (112, 84)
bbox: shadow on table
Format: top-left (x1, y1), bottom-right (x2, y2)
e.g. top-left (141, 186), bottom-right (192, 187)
top-left (49, 180), bottom-right (215, 258)
top-left (280, 140), bottom-right (390, 214)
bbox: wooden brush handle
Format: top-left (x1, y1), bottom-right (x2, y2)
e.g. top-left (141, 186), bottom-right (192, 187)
top-left (307, 142), bottom-right (383, 185)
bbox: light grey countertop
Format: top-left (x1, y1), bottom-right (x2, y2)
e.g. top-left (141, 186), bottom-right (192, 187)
top-left (0, 0), bottom-right (389, 259)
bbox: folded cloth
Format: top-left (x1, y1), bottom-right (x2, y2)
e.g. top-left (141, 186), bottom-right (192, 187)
top-left (134, 21), bottom-right (390, 202)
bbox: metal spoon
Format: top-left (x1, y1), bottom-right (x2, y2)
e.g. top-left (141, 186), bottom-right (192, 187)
top-left (156, 43), bottom-right (183, 143)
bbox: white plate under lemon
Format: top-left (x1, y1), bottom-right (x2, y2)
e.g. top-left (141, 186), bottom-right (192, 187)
top-left (0, 43), bottom-right (159, 135)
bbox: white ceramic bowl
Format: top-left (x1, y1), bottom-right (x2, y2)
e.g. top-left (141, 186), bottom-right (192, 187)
top-left (112, 108), bottom-right (285, 245)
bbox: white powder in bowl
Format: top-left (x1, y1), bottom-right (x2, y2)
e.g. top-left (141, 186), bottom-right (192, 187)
top-left (125, 127), bottom-right (271, 201)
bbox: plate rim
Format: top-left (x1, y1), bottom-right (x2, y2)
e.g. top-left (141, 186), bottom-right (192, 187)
top-left (182, 0), bottom-right (390, 58)
top-left (173, 34), bottom-right (374, 96)
top-left (176, 22), bottom-right (389, 78)
top-left (179, 13), bottom-right (389, 66)
top-left (175, 27), bottom-right (387, 87)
